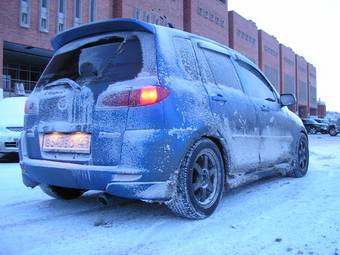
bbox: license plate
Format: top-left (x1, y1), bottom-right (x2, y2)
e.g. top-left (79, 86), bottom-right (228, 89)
top-left (43, 133), bottom-right (91, 154)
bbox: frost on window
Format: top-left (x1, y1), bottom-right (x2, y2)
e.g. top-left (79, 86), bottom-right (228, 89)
top-left (203, 49), bottom-right (242, 91)
top-left (36, 32), bottom-right (156, 97)
top-left (237, 61), bottom-right (276, 101)
top-left (173, 37), bottom-right (199, 81)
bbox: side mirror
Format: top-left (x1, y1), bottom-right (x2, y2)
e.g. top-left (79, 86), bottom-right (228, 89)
top-left (280, 94), bottom-right (296, 107)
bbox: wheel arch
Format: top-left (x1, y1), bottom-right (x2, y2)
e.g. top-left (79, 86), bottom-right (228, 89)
top-left (202, 135), bottom-right (231, 179)
top-left (171, 127), bottom-right (232, 188)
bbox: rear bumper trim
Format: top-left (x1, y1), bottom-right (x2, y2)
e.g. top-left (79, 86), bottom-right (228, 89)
top-left (21, 158), bottom-right (143, 174)
top-left (20, 157), bottom-right (172, 201)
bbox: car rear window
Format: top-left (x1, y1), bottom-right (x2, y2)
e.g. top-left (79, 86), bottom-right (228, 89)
top-left (36, 32), bottom-right (156, 95)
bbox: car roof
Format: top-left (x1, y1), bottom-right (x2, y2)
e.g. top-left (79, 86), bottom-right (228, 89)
top-left (51, 18), bottom-right (263, 86)
top-left (51, 18), bottom-right (252, 64)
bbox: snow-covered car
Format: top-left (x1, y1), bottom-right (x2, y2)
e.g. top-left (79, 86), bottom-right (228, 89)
top-left (19, 19), bottom-right (309, 219)
top-left (302, 118), bottom-right (329, 135)
top-left (0, 97), bottom-right (26, 156)
top-left (313, 118), bottom-right (338, 136)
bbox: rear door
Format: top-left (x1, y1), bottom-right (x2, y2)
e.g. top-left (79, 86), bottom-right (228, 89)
top-left (24, 32), bottom-right (156, 165)
top-left (233, 60), bottom-right (293, 167)
top-left (192, 40), bottom-right (260, 173)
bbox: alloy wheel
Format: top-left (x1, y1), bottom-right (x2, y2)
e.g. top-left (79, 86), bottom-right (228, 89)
top-left (309, 128), bottom-right (316, 134)
top-left (191, 149), bottom-right (221, 208)
top-left (298, 139), bottom-right (308, 170)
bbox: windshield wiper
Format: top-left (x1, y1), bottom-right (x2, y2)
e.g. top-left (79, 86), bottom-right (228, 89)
top-left (96, 36), bottom-right (128, 78)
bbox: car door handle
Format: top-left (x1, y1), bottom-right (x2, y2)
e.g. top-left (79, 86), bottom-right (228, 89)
top-left (261, 105), bottom-right (270, 112)
top-left (211, 95), bottom-right (227, 102)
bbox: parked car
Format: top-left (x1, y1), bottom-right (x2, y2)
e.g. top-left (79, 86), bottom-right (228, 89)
top-left (0, 97), bottom-right (26, 157)
top-left (19, 19), bottom-right (309, 219)
top-left (313, 118), bottom-right (338, 136)
top-left (301, 118), bottom-right (329, 135)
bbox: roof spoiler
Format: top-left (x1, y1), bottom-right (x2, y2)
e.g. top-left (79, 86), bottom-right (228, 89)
top-left (51, 18), bottom-right (156, 51)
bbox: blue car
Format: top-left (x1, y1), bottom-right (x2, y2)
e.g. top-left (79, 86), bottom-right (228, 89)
top-left (20, 18), bottom-right (309, 219)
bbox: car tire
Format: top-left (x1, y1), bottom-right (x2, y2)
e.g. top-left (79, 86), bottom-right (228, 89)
top-left (289, 133), bottom-right (309, 178)
top-left (166, 138), bottom-right (225, 219)
top-left (329, 127), bottom-right (338, 136)
top-left (40, 184), bottom-right (86, 200)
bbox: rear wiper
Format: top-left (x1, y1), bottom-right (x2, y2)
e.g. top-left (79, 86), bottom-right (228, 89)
top-left (97, 36), bottom-right (128, 78)
top-left (113, 36), bottom-right (127, 56)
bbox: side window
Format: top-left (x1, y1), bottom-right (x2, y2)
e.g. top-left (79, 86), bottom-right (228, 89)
top-left (236, 61), bottom-right (276, 101)
top-left (202, 49), bottom-right (242, 90)
top-left (173, 38), bottom-right (199, 81)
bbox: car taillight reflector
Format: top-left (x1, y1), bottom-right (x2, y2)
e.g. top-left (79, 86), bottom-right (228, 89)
top-left (100, 86), bottom-right (169, 107)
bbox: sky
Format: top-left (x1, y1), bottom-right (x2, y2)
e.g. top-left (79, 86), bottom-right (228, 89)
top-left (228, 0), bottom-right (340, 112)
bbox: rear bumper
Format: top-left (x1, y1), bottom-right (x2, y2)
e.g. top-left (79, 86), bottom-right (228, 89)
top-left (20, 157), bottom-right (172, 201)
top-left (19, 127), bottom-right (200, 201)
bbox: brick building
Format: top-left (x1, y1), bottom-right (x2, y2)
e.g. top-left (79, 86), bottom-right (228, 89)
top-left (0, 0), bottom-right (321, 117)
top-left (113, 0), bottom-right (184, 30)
top-left (307, 63), bottom-right (317, 115)
top-left (184, 0), bottom-right (228, 46)
top-left (295, 54), bottom-right (308, 118)
top-left (317, 100), bottom-right (326, 118)
top-left (0, 0), bottom-right (112, 96)
top-left (279, 44), bottom-right (297, 112)
top-left (0, 0), bottom-right (229, 96)
top-left (258, 29), bottom-right (280, 92)
top-left (228, 10), bottom-right (258, 65)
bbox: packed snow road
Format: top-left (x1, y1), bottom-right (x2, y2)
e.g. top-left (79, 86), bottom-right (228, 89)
top-left (0, 135), bottom-right (339, 255)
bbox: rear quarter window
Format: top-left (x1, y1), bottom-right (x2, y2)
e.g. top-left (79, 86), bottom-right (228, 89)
top-left (173, 37), bottom-right (199, 81)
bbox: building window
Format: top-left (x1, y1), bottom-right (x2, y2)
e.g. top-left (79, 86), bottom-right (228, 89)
top-left (143, 11), bottom-right (150, 23)
top-left (2, 62), bottom-right (46, 95)
top-left (133, 7), bottom-right (141, 19)
top-left (39, 0), bottom-right (49, 32)
top-left (89, 0), bottom-right (96, 22)
top-left (284, 74), bottom-right (295, 94)
top-left (197, 6), bottom-right (203, 16)
top-left (203, 9), bottom-right (209, 19)
top-left (220, 19), bottom-right (225, 27)
top-left (154, 16), bottom-right (160, 25)
top-left (57, 0), bottom-right (66, 33)
top-left (74, 0), bottom-right (82, 26)
top-left (197, 5), bottom-right (225, 28)
top-left (20, 0), bottom-right (31, 28)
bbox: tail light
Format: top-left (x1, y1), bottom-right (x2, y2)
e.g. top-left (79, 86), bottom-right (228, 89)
top-left (24, 100), bottom-right (38, 115)
top-left (100, 86), bottom-right (169, 107)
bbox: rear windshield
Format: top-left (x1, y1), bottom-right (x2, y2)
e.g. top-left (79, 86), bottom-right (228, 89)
top-left (36, 32), bottom-right (156, 92)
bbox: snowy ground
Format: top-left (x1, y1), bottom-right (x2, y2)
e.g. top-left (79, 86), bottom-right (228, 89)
top-left (0, 135), bottom-right (339, 255)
